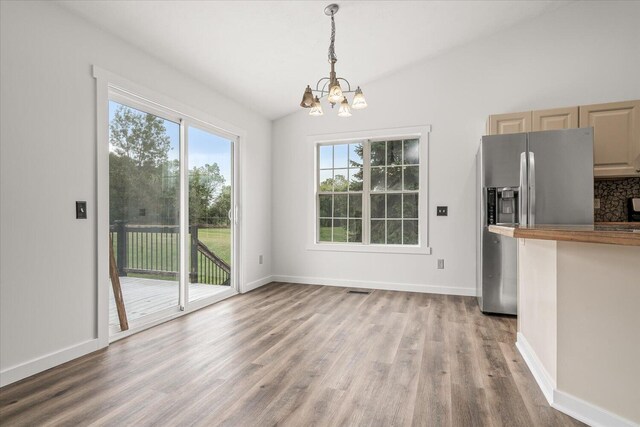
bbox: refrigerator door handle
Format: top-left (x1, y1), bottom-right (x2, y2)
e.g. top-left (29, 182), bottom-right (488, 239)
top-left (519, 152), bottom-right (527, 225)
top-left (529, 151), bottom-right (536, 225)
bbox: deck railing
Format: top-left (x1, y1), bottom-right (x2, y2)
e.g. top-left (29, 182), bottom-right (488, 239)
top-left (109, 221), bottom-right (230, 286)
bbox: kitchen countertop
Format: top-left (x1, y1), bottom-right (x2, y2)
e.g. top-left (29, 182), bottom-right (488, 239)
top-left (488, 223), bottom-right (640, 246)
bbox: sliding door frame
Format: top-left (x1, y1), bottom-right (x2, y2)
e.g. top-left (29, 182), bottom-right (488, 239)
top-left (182, 121), bottom-right (239, 308)
top-left (94, 66), bottom-right (244, 346)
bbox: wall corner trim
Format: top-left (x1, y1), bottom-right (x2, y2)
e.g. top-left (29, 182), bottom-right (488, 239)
top-left (515, 332), bottom-right (555, 404)
top-left (243, 276), bottom-right (274, 293)
top-left (516, 332), bottom-right (637, 427)
top-left (552, 390), bottom-right (638, 427)
top-left (0, 339), bottom-right (100, 388)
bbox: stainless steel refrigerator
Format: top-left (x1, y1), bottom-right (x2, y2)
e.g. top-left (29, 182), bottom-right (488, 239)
top-left (476, 128), bottom-right (594, 314)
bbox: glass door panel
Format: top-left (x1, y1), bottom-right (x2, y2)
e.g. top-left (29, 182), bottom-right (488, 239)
top-left (187, 126), bottom-right (233, 302)
top-left (108, 100), bottom-right (180, 332)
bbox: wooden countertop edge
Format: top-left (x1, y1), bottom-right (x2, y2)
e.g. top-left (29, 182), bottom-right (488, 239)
top-left (488, 225), bottom-right (640, 247)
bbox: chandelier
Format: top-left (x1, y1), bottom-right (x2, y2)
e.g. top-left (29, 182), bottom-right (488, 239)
top-left (299, 3), bottom-right (367, 117)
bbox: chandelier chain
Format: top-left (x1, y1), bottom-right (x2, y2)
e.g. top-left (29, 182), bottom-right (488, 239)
top-left (328, 13), bottom-right (337, 63)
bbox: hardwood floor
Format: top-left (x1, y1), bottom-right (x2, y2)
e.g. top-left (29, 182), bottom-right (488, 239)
top-left (0, 283), bottom-right (583, 426)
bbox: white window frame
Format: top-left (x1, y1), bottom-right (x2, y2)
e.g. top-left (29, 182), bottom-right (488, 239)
top-left (316, 141), bottom-right (365, 244)
top-left (307, 125), bottom-right (432, 255)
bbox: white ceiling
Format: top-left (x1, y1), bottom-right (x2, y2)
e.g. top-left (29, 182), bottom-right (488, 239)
top-left (58, 1), bottom-right (568, 120)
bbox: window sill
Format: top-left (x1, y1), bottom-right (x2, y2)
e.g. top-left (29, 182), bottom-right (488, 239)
top-left (306, 243), bottom-right (432, 255)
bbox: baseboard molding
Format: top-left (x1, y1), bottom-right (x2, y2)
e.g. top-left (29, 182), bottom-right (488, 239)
top-left (0, 339), bottom-right (99, 387)
top-left (271, 275), bottom-right (475, 296)
top-left (243, 275), bottom-right (274, 293)
top-left (516, 332), bottom-right (637, 427)
top-left (515, 332), bottom-right (555, 404)
top-left (552, 390), bottom-right (638, 427)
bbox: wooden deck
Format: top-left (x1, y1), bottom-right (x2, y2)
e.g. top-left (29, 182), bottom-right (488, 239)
top-left (109, 276), bottom-right (228, 329)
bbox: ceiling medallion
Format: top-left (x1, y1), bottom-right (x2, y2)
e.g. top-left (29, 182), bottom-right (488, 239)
top-left (300, 3), bottom-right (367, 117)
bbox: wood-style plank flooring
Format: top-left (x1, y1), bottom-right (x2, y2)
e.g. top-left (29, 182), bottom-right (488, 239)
top-left (0, 283), bottom-right (583, 426)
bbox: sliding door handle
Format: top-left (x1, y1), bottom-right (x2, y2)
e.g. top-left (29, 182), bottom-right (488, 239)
top-left (529, 152), bottom-right (535, 225)
top-left (519, 152), bottom-right (527, 225)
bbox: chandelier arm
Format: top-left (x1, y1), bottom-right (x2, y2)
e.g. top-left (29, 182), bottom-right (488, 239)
top-left (323, 80), bottom-right (331, 94)
top-left (311, 77), bottom-right (357, 96)
top-left (336, 77), bottom-right (352, 92)
top-left (320, 80), bottom-right (331, 96)
top-left (314, 77), bottom-right (331, 91)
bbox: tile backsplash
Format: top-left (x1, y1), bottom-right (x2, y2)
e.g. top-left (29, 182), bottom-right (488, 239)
top-left (594, 177), bottom-right (640, 222)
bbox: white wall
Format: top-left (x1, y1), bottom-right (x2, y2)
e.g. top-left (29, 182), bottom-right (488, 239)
top-left (516, 239), bottom-right (640, 425)
top-left (0, 1), bottom-right (272, 379)
top-left (517, 239), bottom-right (558, 398)
top-left (557, 242), bottom-right (640, 424)
top-left (271, 1), bottom-right (640, 293)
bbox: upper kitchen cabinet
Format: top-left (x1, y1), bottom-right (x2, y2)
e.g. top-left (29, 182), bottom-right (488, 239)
top-left (488, 111), bottom-right (532, 135)
top-left (580, 100), bottom-right (640, 177)
top-left (532, 107), bottom-right (579, 131)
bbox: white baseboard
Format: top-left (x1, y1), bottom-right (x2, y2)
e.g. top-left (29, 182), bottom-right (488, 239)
top-left (271, 275), bottom-right (475, 296)
top-left (0, 339), bottom-right (99, 387)
top-left (517, 332), bottom-right (638, 427)
top-left (242, 275), bottom-right (274, 293)
top-left (516, 332), bottom-right (555, 404)
top-left (553, 390), bottom-right (638, 427)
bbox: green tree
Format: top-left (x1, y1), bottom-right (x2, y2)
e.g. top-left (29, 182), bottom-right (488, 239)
top-left (109, 105), bottom-right (171, 168)
top-left (109, 104), bottom-right (227, 227)
top-left (209, 185), bottom-right (232, 226)
top-left (109, 105), bottom-right (176, 225)
top-left (189, 164), bottom-right (225, 225)
top-left (319, 143), bottom-right (364, 191)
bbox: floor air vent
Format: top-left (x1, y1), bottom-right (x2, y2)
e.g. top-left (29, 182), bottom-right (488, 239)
top-left (347, 290), bottom-right (372, 295)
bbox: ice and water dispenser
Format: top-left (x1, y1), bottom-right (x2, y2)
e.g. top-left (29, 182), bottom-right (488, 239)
top-left (486, 187), bottom-right (519, 225)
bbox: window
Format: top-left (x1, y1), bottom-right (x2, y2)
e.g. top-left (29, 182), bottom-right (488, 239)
top-left (318, 143), bottom-right (364, 243)
top-left (316, 135), bottom-right (424, 248)
top-left (369, 139), bottom-right (420, 245)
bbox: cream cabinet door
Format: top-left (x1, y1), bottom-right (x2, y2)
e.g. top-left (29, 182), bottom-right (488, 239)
top-left (580, 100), bottom-right (640, 177)
top-left (488, 111), bottom-right (532, 135)
top-left (532, 107), bottom-right (579, 131)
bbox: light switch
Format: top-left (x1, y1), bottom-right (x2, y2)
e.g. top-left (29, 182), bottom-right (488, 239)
top-left (76, 201), bottom-right (87, 219)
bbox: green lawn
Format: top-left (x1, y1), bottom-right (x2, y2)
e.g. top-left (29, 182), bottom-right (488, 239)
top-left (197, 228), bottom-right (231, 265)
top-left (319, 226), bottom-right (347, 242)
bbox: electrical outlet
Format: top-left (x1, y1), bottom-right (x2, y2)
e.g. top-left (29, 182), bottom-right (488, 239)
top-left (259, 255), bottom-right (263, 265)
top-left (594, 198), bottom-right (600, 209)
top-left (437, 206), bottom-right (448, 216)
top-left (437, 259), bottom-right (445, 269)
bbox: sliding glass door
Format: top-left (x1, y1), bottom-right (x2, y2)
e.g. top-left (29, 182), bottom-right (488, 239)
top-left (187, 126), bottom-right (233, 303)
top-left (107, 96), bottom-right (236, 334)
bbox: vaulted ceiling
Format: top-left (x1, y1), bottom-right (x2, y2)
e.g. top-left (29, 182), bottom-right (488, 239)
top-left (58, 1), bottom-right (568, 120)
